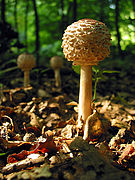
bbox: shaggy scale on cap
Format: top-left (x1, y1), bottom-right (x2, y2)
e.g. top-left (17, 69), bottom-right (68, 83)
top-left (62, 19), bottom-right (111, 65)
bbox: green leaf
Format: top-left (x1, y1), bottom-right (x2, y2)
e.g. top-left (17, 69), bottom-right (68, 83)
top-left (72, 65), bottom-right (80, 74)
top-left (0, 71), bottom-right (4, 77)
top-left (0, 152), bottom-right (8, 156)
top-left (0, 83), bottom-right (3, 88)
top-left (102, 70), bottom-right (120, 74)
top-left (92, 66), bottom-right (100, 73)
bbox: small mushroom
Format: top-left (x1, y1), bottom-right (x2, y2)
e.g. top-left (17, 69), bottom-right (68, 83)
top-left (50, 56), bottom-right (63, 87)
top-left (62, 19), bottom-right (111, 133)
top-left (17, 53), bottom-right (36, 87)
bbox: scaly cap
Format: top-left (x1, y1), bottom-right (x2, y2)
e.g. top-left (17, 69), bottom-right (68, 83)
top-left (62, 19), bottom-right (111, 65)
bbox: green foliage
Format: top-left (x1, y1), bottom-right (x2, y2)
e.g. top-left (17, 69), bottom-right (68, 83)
top-left (0, 83), bottom-right (3, 88)
top-left (3, 0), bottom-right (135, 62)
top-left (0, 0), bottom-right (134, 74)
top-left (72, 65), bottom-right (80, 74)
top-left (72, 64), bottom-right (120, 100)
top-left (92, 66), bottom-right (120, 100)
top-left (0, 152), bottom-right (8, 157)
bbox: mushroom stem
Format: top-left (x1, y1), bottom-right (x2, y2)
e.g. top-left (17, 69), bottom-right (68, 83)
top-left (54, 69), bottom-right (61, 87)
top-left (24, 70), bottom-right (30, 87)
top-left (78, 65), bottom-right (92, 125)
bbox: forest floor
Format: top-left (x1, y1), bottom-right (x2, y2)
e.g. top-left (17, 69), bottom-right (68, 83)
top-left (0, 56), bottom-right (135, 180)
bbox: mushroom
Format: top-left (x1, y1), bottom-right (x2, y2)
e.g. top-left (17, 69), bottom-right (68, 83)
top-left (50, 56), bottom-right (63, 87)
top-left (62, 19), bottom-right (111, 133)
top-left (17, 53), bottom-right (36, 87)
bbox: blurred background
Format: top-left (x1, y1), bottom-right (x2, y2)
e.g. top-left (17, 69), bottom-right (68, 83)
top-left (0, 0), bottom-right (135, 102)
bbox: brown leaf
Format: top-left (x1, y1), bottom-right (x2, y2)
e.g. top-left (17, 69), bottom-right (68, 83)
top-left (61, 125), bottom-right (74, 138)
top-left (118, 144), bottom-right (135, 164)
top-left (66, 101), bottom-right (78, 106)
top-left (125, 108), bottom-right (135, 115)
top-left (7, 136), bottom-right (59, 164)
top-left (8, 150), bottom-right (29, 163)
top-left (28, 112), bottom-right (42, 128)
top-left (0, 106), bottom-right (14, 120)
top-left (109, 128), bottom-right (126, 149)
top-left (44, 113), bottom-right (60, 128)
top-left (99, 100), bottom-right (111, 113)
top-left (24, 126), bottom-right (41, 137)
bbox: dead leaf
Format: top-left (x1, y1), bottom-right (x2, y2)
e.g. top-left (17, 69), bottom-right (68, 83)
top-left (28, 112), bottom-right (42, 128)
top-left (23, 133), bottom-right (37, 142)
top-left (0, 106), bottom-right (14, 120)
top-left (109, 128), bottom-right (126, 149)
top-left (23, 123), bottom-right (41, 137)
top-left (7, 136), bottom-right (59, 164)
top-left (48, 102), bottom-right (60, 108)
top-left (118, 144), bottom-right (135, 164)
top-left (99, 100), bottom-right (111, 113)
top-left (8, 150), bottom-right (29, 163)
top-left (44, 113), bottom-right (60, 127)
top-left (66, 101), bottom-right (78, 106)
top-left (61, 125), bottom-right (74, 138)
top-left (125, 108), bottom-right (135, 115)
top-left (3, 156), bottom-right (46, 175)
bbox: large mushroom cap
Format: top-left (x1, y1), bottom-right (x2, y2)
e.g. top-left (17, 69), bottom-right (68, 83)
top-left (17, 53), bottom-right (36, 71)
top-left (50, 56), bottom-right (63, 69)
top-left (62, 19), bottom-right (111, 65)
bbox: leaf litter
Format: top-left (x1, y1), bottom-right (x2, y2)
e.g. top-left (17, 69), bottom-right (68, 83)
top-left (0, 66), bottom-right (135, 179)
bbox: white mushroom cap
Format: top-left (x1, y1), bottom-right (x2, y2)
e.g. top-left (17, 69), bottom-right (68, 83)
top-left (50, 56), bottom-right (63, 70)
top-left (62, 19), bottom-right (111, 65)
top-left (17, 53), bottom-right (36, 71)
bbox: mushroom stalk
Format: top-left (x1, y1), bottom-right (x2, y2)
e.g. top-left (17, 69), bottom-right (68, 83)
top-left (78, 65), bottom-right (92, 124)
top-left (50, 56), bottom-right (63, 88)
top-left (24, 70), bottom-right (30, 87)
top-left (54, 69), bottom-right (61, 87)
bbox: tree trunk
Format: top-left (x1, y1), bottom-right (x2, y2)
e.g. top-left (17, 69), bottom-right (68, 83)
top-left (132, 0), bottom-right (135, 12)
top-left (73, 0), bottom-right (77, 22)
top-left (32, 0), bottom-right (40, 66)
top-left (60, 0), bottom-right (73, 36)
top-left (60, 0), bottom-right (70, 36)
top-left (1, 0), bottom-right (6, 23)
top-left (99, 0), bottom-right (106, 22)
top-left (14, 0), bottom-right (18, 30)
top-left (14, 0), bottom-right (20, 53)
top-left (25, 0), bottom-right (29, 51)
top-left (115, 0), bottom-right (123, 57)
top-left (60, 0), bottom-right (65, 36)
top-left (67, 2), bottom-right (72, 24)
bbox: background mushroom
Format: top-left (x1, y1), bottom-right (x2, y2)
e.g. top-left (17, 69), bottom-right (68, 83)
top-left (17, 53), bottom-right (36, 87)
top-left (50, 56), bottom-right (63, 87)
top-left (62, 19), bottom-right (111, 133)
